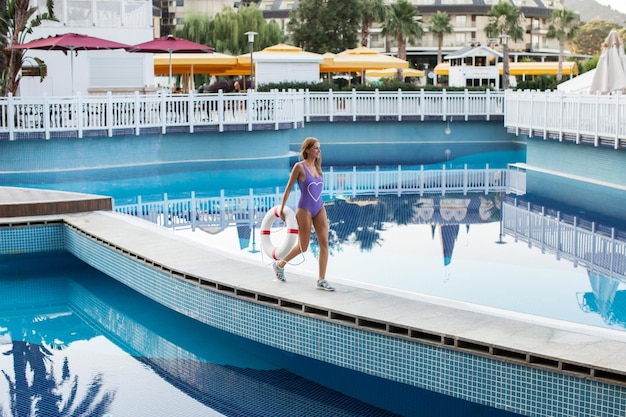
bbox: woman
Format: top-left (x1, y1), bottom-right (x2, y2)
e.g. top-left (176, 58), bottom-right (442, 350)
top-left (272, 137), bottom-right (334, 291)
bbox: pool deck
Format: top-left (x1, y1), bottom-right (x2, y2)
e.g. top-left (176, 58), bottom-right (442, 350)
top-left (3, 186), bottom-right (626, 388)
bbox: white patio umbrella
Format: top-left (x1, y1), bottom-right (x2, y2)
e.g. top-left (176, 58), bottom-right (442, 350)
top-left (589, 30), bottom-right (626, 94)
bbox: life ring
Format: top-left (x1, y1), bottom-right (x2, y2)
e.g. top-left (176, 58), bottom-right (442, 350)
top-left (260, 205), bottom-right (298, 260)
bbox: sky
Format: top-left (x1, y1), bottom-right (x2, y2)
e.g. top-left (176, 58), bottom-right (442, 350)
top-left (594, 0), bottom-right (626, 14)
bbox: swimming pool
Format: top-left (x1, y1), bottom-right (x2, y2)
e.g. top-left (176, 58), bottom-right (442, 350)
top-left (0, 251), bottom-right (521, 417)
top-left (3, 133), bottom-right (624, 416)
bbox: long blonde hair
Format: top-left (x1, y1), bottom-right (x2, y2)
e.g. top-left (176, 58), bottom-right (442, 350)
top-left (301, 137), bottom-right (322, 177)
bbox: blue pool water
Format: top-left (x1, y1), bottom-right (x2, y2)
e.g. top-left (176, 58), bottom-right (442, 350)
top-left (3, 143), bottom-right (624, 416)
top-left (0, 252), bottom-right (521, 417)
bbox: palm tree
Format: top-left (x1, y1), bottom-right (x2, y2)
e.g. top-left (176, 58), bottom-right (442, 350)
top-left (484, 1), bottom-right (524, 90)
top-left (547, 7), bottom-right (580, 83)
top-left (0, 0), bottom-right (57, 96)
top-left (359, 0), bottom-right (388, 47)
top-left (429, 11), bottom-right (453, 65)
top-left (382, 0), bottom-right (423, 79)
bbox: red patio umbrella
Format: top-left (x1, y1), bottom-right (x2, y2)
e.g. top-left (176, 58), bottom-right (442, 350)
top-left (12, 32), bottom-right (130, 94)
top-left (127, 35), bottom-right (215, 89)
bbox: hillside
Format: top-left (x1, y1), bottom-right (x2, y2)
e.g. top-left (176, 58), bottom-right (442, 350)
top-left (566, 0), bottom-right (626, 24)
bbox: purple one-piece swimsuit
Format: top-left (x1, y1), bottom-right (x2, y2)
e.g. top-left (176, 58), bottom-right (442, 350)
top-left (297, 162), bottom-right (324, 218)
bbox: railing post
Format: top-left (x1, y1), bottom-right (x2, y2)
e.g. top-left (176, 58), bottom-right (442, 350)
top-left (397, 89), bottom-right (402, 122)
top-left (464, 89), bottom-right (469, 121)
top-left (374, 88), bottom-right (379, 122)
top-left (328, 89), bottom-right (334, 122)
top-left (485, 89), bottom-right (491, 121)
top-left (442, 89), bottom-right (447, 121)
top-left (528, 90), bottom-right (534, 138)
top-left (218, 90), bottom-right (225, 132)
top-left (419, 165), bottom-right (424, 196)
top-left (559, 91), bottom-right (564, 142)
top-left (191, 191), bottom-right (197, 231)
top-left (137, 195), bottom-right (142, 219)
top-left (248, 188), bottom-right (255, 229)
top-left (134, 91), bottom-right (141, 136)
top-left (328, 166), bottom-right (335, 199)
top-left (352, 166), bottom-right (357, 198)
top-left (305, 88), bottom-right (311, 123)
top-left (375, 165), bottom-right (380, 197)
top-left (163, 193), bottom-right (169, 227)
top-left (274, 89), bottom-right (280, 130)
top-left (420, 89), bottom-right (425, 121)
top-left (396, 165), bottom-right (402, 196)
top-left (188, 91), bottom-right (195, 134)
top-left (463, 163), bottom-right (468, 195)
top-left (160, 91), bottom-right (167, 134)
top-left (7, 93), bottom-right (15, 141)
top-left (594, 92), bottom-right (600, 146)
top-left (220, 189), bottom-right (226, 229)
top-left (441, 164), bottom-right (446, 196)
top-left (247, 89), bottom-right (254, 131)
top-left (576, 96), bottom-right (581, 143)
top-left (43, 93), bottom-right (51, 140)
top-left (106, 91), bottom-right (114, 137)
top-left (352, 88), bottom-right (358, 121)
top-left (615, 94), bottom-right (620, 150)
top-left (543, 90), bottom-right (548, 139)
top-left (484, 163), bottom-right (490, 194)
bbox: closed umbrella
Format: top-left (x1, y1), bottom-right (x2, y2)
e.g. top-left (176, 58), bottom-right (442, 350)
top-left (590, 30), bottom-right (626, 94)
top-left (11, 32), bottom-right (130, 94)
top-left (128, 35), bottom-right (214, 89)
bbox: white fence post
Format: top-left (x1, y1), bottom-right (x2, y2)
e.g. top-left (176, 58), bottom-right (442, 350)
top-left (163, 193), bottom-right (169, 227)
top-left (191, 191), bottom-right (197, 232)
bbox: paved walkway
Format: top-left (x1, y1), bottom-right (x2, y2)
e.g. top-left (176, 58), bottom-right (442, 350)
top-left (3, 186), bottom-right (626, 388)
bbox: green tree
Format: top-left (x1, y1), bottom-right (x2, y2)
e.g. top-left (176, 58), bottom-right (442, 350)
top-left (382, 0), bottom-right (423, 62)
top-left (359, 0), bottom-right (387, 47)
top-left (484, 1), bottom-right (524, 90)
top-left (0, 0), bottom-right (57, 96)
top-left (571, 19), bottom-right (623, 56)
top-left (288, 0), bottom-right (361, 54)
top-left (177, 6), bottom-right (284, 55)
top-left (429, 11), bottom-right (453, 65)
top-left (547, 8), bottom-right (580, 82)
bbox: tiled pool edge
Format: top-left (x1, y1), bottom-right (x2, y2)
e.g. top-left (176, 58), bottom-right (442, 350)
top-left (3, 217), bottom-right (626, 417)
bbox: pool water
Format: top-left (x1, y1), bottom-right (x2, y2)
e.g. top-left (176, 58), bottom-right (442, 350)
top-left (0, 252), bottom-right (521, 417)
top-left (182, 191), bottom-right (626, 337)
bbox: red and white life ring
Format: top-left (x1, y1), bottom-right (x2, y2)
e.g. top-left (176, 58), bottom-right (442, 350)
top-left (260, 205), bottom-right (298, 260)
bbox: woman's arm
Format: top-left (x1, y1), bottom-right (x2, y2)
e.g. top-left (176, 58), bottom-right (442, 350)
top-left (279, 163), bottom-right (303, 220)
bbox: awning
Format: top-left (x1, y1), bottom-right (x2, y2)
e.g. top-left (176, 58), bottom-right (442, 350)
top-left (433, 61), bottom-right (579, 77)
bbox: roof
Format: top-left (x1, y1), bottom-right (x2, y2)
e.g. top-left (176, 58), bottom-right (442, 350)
top-left (445, 45), bottom-right (502, 60)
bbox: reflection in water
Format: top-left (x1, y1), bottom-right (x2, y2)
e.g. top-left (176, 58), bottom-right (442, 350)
top-left (0, 253), bottom-right (410, 417)
top-left (198, 189), bottom-right (626, 333)
top-left (502, 196), bottom-right (626, 331)
top-left (578, 255), bottom-right (626, 328)
top-left (0, 257), bottom-right (115, 417)
top-left (323, 192), bottom-right (502, 265)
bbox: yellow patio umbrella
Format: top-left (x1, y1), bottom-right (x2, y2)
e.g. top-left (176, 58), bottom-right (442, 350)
top-left (433, 61), bottom-right (578, 77)
top-left (153, 52), bottom-right (239, 75)
top-left (366, 68), bottom-right (425, 78)
top-left (320, 46), bottom-right (409, 73)
top-left (236, 43), bottom-right (323, 64)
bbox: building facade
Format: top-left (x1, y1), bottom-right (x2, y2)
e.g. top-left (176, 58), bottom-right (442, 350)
top-left (258, 0), bottom-right (571, 70)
